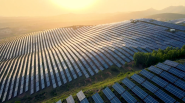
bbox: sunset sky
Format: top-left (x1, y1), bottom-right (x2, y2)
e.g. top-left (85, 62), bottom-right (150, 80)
top-left (0, 0), bottom-right (185, 17)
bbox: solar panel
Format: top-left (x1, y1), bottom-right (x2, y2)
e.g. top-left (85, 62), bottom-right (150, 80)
top-left (122, 78), bottom-right (136, 89)
top-left (151, 76), bottom-right (168, 88)
top-left (129, 47), bottom-right (138, 53)
top-left (131, 74), bottom-right (145, 84)
top-left (144, 95), bottom-right (159, 103)
top-left (112, 82), bottom-right (125, 94)
top-left (56, 99), bottom-right (62, 103)
top-left (92, 93), bottom-right (104, 103)
top-left (144, 48), bottom-right (152, 52)
top-left (132, 86), bottom-right (148, 100)
top-left (176, 64), bottom-right (185, 72)
top-left (142, 81), bottom-right (159, 93)
top-left (154, 89), bottom-right (176, 103)
top-left (160, 71), bottom-right (178, 83)
top-left (148, 66), bottom-right (163, 74)
top-left (110, 97), bottom-right (121, 103)
top-left (165, 84), bottom-right (185, 99)
top-left (102, 87), bottom-right (115, 100)
top-left (156, 63), bottom-right (171, 71)
top-left (121, 91), bottom-right (137, 103)
top-left (80, 98), bottom-right (89, 103)
top-left (77, 90), bottom-right (86, 101)
top-left (168, 68), bottom-right (185, 78)
top-left (174, 79), bottom-right (185, 90)
top-left (164, 60), bottom-right (179, 67)
top-left (140, 69), bottom-right (154, 79)
top-left (183, 97), bottom-right (185, 102)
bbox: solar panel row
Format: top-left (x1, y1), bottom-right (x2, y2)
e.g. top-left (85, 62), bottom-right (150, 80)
top-left (168, 67), bottom-right (185, 78)
top-left (154, 89), bottom-right (176, 103)
top-left (121, 91), bottom-right (137, 103)
top-left (131, 74), bottom-right (145, 84)
top-left (122, 78), bottom-right (136, 89)
top-left (66, 95), bottom-right (75, 103)
top-left (102, 87), bottom-right (115, 100)
top-left (164, 60), bottom-right (179, 67)
top-left (165, 84), bottom-right (185, 99)
top-left (92, 93), bottom-right (104, 103)
top-left (144, 95), bottom-right (159, 103)
top-left (176, 64), bottom-right (185, 72)
top-left (148, 66), bottom-right (163, 74)
top-left (156, 63), bottom-right (171, 71)
top-left (77, 90), bottom-right (86, 101)
top-left (112, 82), bottom-right (125, 94)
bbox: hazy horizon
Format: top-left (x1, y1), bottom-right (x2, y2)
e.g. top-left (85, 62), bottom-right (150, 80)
top-left (1, 0), bottom-right (185, 42)
top-left (0, 0), bottom-right (185, 17)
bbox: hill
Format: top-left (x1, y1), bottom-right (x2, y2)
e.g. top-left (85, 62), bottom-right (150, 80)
top-left (146, 13), bottom-right (185, 21)
top-left (160, 5), bottom-right (185, 14)
top-left (1, 19), bottom-right (185, 102)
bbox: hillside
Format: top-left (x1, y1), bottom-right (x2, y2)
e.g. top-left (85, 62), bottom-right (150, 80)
top-left (146, 13), bottom-right (185, 21)
top-left (1, 19), bottom-right (185, 103)
top-left (160, 5), bottom-right (185, 14)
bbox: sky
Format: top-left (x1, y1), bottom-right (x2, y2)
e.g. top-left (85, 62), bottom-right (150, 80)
top-left (0, 0), bottom-right (185, 17)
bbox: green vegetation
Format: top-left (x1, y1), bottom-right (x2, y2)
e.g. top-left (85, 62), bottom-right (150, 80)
top-left (175, 59), bottom-right (185, 64)
top-left (134, 45), bottom-right (185, 67)
top-left (124, 62), bottom-right (128, 67)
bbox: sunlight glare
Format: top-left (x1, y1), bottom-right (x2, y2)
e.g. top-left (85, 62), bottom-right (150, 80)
top-left (52, 0), bottom-right (96, 10)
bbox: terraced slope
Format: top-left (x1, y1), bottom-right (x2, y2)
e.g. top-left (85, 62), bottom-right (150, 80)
top-left (58, 60), bottom-right (185, 103)
top-left (0, 19), bottom-right (185, 102)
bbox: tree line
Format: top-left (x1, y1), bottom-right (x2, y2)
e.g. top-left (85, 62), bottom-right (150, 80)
top-left (133, 45), bottom-right (185, 67)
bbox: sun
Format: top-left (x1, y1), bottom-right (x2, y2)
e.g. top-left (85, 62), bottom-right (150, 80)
top-left (52, 0), bottom-right (96, 10)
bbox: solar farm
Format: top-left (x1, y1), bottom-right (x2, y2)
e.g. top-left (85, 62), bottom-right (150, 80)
top-left (0, 18), bottom-right (185, 102)
top-left (56, 60), bottom-right (185, 103)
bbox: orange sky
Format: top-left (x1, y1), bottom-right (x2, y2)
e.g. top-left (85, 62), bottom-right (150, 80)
top-left (0, 0), bottom-right (185, 17)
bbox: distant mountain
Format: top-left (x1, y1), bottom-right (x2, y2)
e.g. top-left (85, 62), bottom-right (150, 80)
top-left (48, 6), bottom-right (185, 23)
top-left (146, 13), bottom-right (185, 21)
top-left (160, 6), bottom-right (185, 14)
top-left (107, 8), bottom-right (159, 22)
top-left (110, 6), bottom-right (185, 21)
top-left (1, 5), bottom-right (185, 41)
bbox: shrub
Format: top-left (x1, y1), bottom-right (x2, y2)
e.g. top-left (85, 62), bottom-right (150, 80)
top-left (50, 90), bottom-right (57, 96)
top-left (111, 67), bottom-right (119, 72)
top-left (125, 62), bottom-right (128, 67)
top-left (117, 72), bottom-right (124, 77)
top-left (134, 45), bottom-right (185, 67)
